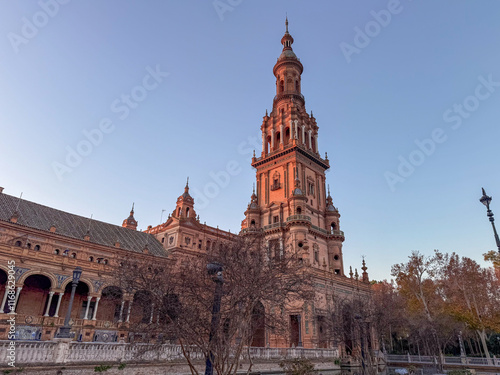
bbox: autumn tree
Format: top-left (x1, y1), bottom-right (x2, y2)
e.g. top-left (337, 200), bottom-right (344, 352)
top-left (439, 252), bottom-right (500, 363)
top-left (115, 234), bottom-right (311, 375)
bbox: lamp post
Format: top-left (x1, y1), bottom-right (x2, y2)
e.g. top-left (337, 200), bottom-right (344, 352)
top-left (479, 188), bottom-right (500, 253)
top-left (205, 262), bottom-right (223, 375)
top-left (58, 266), bottom-right (82, 338)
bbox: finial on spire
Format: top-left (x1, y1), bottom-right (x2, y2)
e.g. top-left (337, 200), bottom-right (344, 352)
top-left (186, 177), bottom-right (189, 188)
top-left (327, 184), bottom-right (331, 197)
top-left (253, 183), bottom-right (255, 195)
top-left (265, 109), bottom-right (268, 116)
top-left (131, 202), bottom-right (135, 213)
top-left (285, 15), bottom-right (288, 33)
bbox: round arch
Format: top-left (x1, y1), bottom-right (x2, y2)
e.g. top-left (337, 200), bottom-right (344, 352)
top-left (18, 270), bottom-right (56, 288)
top-left (60, 277), bottom-right (94, 294)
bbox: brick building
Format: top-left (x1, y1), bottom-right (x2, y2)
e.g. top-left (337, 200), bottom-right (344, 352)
top-left (0, 20), bottom-right (372, 352)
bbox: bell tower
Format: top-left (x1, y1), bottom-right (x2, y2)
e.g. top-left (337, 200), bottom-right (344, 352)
top-left (242, 19), bottom-right (345, 276)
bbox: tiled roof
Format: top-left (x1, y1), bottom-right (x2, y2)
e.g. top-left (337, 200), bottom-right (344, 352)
top-left (0, 192), bottom-right (166, 257)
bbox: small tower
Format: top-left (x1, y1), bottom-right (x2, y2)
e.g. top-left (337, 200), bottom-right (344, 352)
top-left (242, 186), bottom-right (261, 232)
top-left (122, 203), bottom-right (138, 230)
top-left (172, 178), bottom-right (196, 220)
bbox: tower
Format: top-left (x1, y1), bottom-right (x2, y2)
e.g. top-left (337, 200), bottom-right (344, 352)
top-left (242, 19), bottom-right (345, 276)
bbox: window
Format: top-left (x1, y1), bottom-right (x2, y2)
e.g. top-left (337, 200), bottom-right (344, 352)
top-left (88, 256), bottom-right (94, 262)
top-left (330, 222), bottom-right (337, 234)
top-left (34, 245), bottom-right (41, 251)
top-left (103, 259), bottom-right (108, 265)
top-left (26, 243), bottom-right (31, 249)
top-left (206, 240), bottom-right (211, 251)
top-left (308, 182), bottom-right (315, 196)
top-left (296, 207), bottom-right (302, 215)
top-left (14, 241), bottom-right (22, 247)
top-left (250, 219), bottom-right (256, 226)
top-left (161, 237), bottom-right (165, 243)
top-left (54, 249), bottom-right (60, 255)
top-left (334, 254), bottom-right (339, 261)
top-left (273, 216), bottom-right (279, 223)
top-left (198, 240), bottom-right (202, 249)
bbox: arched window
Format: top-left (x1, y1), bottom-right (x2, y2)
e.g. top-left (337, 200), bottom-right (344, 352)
top-left (296, 207), bottom-right (302, 215)
top-left (70, 253), bottom-right (77, 259)
top-left (250, 219), bottom-right (256, 227)
top-left (279, 80), bottom-right (284, 93)
top-left (285, 127), bottom-right (290, 143)
top-left (186, 207), bottom-right (190, 218)
top-left (276, 132), bottom-right (280, 147)
top-left (266, 136), bottom-right (271, 154)
top-left (26, 243), bottom-right (31, 249)
top-left (206, 240), bottom-right (211, 251)
top-left (295, 80), bottom-right (300, 92)
top-left (330, 222), bottom-right (337, 234)
top-left (15, 241), bottom-right (22, 247)
top-left (34, 244), bottom-right (41, 251)
top-left (54, 249), bottom-right (60, 255)
top-left (103, 259), bottom-right (108, 265)
top-left (88, 256), bottom-right (94, 262)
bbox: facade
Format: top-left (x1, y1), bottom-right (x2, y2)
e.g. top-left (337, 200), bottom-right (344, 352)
top-left (0, 21), bottom-right (372, 352)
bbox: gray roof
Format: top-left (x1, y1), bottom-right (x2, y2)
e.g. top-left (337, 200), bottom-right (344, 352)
top-left (0, 192), bottom-right (166, 257)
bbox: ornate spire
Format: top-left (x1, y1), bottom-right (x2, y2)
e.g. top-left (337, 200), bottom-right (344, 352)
top-left (362, 257), bottom-right (369, 283)
top-left (122, 204), bottom-right (137, 230)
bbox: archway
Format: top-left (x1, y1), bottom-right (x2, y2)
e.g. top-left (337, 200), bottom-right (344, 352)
top-left (130, 290), bottom-right (153, 324)
top-left (97, 286), bottom-right (123, 322)
top-left (60, 281), bottom-right (89, 320)
top-left (16, 274), bottom-right (52, 316)
top-left (251, 302), bottom-right (266, 347)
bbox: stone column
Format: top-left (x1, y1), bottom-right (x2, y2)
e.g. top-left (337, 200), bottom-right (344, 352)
top-left (294, 120), bottom-right (298, 139)
top-left (149, 303), bottom-right (155, 323)
top-left (280, 124), bottom-right (284, 144)
top-left (0, 288), bottom-right (9, 313)
top-left (54, 292), bottom-right (64, 317)
top-left (83, 296), bottom-right (92, 320)
top-left (262, 132), bottom-right (266, 154)
top-left (118, 300), bottom-right (125, 323)
top-left (271, 129), bottom-right (275, 149)
top-left (125, 301), bottom-right (132, 323)
top-left (44, 291), bottom-right (55, 316)
top-left (92, 297), bottom-right (100, 320)
top-left (308, 130), bottom-right (312, 149)
top-left (11, 286), bottom-right (22, 313)
top-left (314, 135), bottom-right (318, 153)
top-left (301, 125), bottom-right (306, 145)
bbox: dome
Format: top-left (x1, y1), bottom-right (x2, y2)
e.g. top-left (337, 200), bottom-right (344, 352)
top-left (278, 49), bottom-right (297, 60)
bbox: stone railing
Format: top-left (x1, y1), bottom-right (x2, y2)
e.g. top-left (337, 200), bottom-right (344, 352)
top-left (385, 354), bottom-right (500, 367)
top-left (0, 340), bottom-right (338, 366)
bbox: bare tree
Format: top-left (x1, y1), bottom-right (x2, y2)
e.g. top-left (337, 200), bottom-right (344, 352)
top-left (115, 234), bottom-right (311, 375)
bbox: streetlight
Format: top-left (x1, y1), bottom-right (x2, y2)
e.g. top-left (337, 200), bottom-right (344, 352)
top-left (58, 266), bottom-right (82, 338)
top-left (479, 188), bottom-right (500, 253)
top-left (205, 262), bottom-right (223, 375)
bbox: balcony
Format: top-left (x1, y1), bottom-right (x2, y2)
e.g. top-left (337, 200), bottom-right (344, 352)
top-left (286, 215), bottom-right (311, 224)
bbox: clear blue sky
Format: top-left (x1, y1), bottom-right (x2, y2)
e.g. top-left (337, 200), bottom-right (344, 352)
top-left (1, 1), bottom-right (499, 281)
